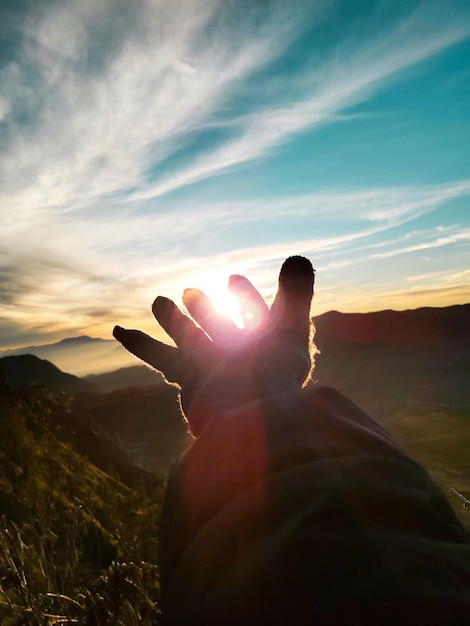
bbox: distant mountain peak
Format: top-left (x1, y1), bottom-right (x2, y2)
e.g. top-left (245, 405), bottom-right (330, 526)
top-left (55, 336), bottom-right (103, 346)
top-left (0, 353), bottom-right (95, 396)
top-left (3, 353), bottom-right (57, 366)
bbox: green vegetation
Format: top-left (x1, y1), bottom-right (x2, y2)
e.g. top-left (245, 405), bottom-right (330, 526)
top-left (0, 378), bottom-right (164, 624)
top-left (384, 404), bottom-right (470, 530)
top-left (71, 385), bottom-right (192, 475)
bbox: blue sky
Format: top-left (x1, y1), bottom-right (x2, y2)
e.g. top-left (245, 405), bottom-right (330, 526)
top-left (0, 0), bottom-right (469, 351)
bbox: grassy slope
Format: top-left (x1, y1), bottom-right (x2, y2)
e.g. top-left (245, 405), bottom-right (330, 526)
top-left (72, 384), bottom-right (193, 474)
top-left (0, 379), bottom-right (164, 623)
top-left (383, 406), bottom-right (470, 529)
top-left (0, 379), bottom-right (163, 561)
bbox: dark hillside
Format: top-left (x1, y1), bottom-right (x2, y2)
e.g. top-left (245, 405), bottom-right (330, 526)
top-left (85, 364), bottom-right (165, 392)
top-left (52, 402), bottom-right (160, 493)
top-left (72, 384), bottom-right (192, 473)
top-left (313, 304), bottom-right (470, 415)
top-left (0, 354), bottom-right (95, 396)
top-left (0, 376), bottom-right (162, 524)
top-left (314, 303), bottom-right (470, 345)
top-left (0, 377), bottom-right (162, 622)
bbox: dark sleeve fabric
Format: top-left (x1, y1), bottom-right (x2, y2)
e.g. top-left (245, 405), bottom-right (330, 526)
top-left (159, 386), bottom-right (470, 625)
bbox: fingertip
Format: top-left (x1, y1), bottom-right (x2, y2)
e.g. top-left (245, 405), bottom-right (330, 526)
top-left (228, 274), bottom-right (269, 331)
top-left (228, 274), bottom-right (260, 297)
top-left (279, 256), bottom-right (315, 297)
top-left (228, 274), bottom-right (243, 282)
top-left (113, 325), bottom-right (124, 340)
top-left (228, 274), bottom-right (245, 291)
top-left (152, 295), bottom-right (172, 317)
top-left (182, 287), bottom-right (202, 308)
top-left (182, 287), bottom-right (212, 320)
top-left (280, 255), bottom-right (314, 279)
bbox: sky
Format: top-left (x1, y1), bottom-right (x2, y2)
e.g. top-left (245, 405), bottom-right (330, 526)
top-left (0, 0), bottom-right (469, 352)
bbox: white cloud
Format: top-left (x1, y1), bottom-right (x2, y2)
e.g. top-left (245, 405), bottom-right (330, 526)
top-left (367, 229), bottom-right (470, 260)
top-left (2, 1), bottom-right (469, 214)
top-left (0, 0), bottom-right (313, 216)
top-left (131, 5), bottom-right (470, 201)
top-left (407, 268), bottom-right (470, 283)
top-left (4, 178), bottom-right (469, 273)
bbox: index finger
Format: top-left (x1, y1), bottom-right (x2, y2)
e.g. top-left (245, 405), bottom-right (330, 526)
top-left (113, 326), bottom-right (183, 383)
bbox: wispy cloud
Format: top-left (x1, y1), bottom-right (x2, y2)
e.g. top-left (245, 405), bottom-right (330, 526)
top-left (367, 229), bottom-right (470, 260)
top-left (131, 5), bottom-right (470, 200)
top-left (4, 179), bottom-right (468, 274)
top-left (2, 1), bottom-right (469, 214)
top-left (0, 0), bottom-right (314, 216)
top-left (407, 269), bottom-right (470, 283)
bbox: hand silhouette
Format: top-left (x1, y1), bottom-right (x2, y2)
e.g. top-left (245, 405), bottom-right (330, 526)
top-left (113, 256), bottom-right (315, 436)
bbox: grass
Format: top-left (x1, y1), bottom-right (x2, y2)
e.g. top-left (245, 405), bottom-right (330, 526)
top-left (0, 379), bottom-right (163, 624)
top-left (384, 404), bottom-right (470, 528)
top-left (0, 515), bottom-right (161, 624)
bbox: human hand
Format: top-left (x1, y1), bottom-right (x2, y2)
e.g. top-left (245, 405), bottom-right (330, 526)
top-left (113, 256), bottom-right (315, 436)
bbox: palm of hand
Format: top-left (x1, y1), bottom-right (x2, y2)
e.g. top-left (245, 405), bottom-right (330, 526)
top-left (114, 256), bottom-right (315, 436)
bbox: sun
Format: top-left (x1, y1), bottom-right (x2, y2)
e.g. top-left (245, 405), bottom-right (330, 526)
top-left (210, 290), bottom-right (244, 329)
top-left (188, 269), bottom-right (244, 328)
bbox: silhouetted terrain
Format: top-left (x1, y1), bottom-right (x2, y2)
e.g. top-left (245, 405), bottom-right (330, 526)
top-left (85, 365), bottom-right (165, 392)
top-left (0, 354), bottom-right (189, 473)
top-left (314, 304), bottom-right (470, 416)
top-left (72, 384), bottom-right (192, 474)
top-left (315, 304), bottom-right (469, 345)
top-left (1, 305), bottom-right (468, 523)
top-left (0, 376), bottom-right (163, 622)
top-left (0, 335), bottom-right (134, 376)
top-left (0, 354), bottom-right (96, 396)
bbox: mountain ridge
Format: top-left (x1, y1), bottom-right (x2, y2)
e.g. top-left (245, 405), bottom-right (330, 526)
top-left (0, 334), bottom-right (108, 355)
top-left (0, 354), bottom-right (96, 396)
top-left (0, 334), bottom-right (133, 377)
top-left (1, 304), bottom-right (468, 393)
top-left (314, 303), bottom-right (470, 345)
top-left (2, 303), bottom-right (469, 364)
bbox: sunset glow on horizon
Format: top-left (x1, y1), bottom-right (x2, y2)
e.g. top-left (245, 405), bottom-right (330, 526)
top-left (0, 0), bottom-right (469, 352)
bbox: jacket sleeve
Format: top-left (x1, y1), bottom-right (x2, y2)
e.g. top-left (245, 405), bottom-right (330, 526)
top-left (159, 386), bottom-right (470, 626)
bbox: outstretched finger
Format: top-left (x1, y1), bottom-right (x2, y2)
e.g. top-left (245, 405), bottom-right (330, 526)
top-left (152, 296), bottom-right (209, 351)
top-left (228, 275), bottom-right (269, 332)
top-left (270, 255), bottom-right (314, 342)
top-left (183, 288), bottom-right (239, 344)
top-left (113, 326), bottom-right (183, 383)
